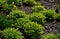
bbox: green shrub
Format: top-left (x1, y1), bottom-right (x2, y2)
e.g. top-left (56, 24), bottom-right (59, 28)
top-left (57, 33), bottom-right (60, 39)
top-left (35, 2), bottom-right (42, 6)
top-left (6, 0), bottom-right (21, 5)
top-left (24, 0), bottom-right (36, 5)
top-left (58, 0), bottom-right (60, 4)
top-left (7, 10), bottom-right (27, 25)
top-left (0, 0), bottom-right (15, 13)
top-left (32, 5), bottom-right (45, 13)
top-left (2, 28), bottom-right (24, 39)
top-left (42, 9), bottom-right (57, 21)
top-left (0, 14), bottom-right (12, 30)
top-left (1, 3), bottom-right (14, 12)
top-left (57, 5), bottom-right (60, 13)
top-left (29, 13), bottom-right (46, 24)
top-left (41, 33), bottom-right (59, 39)
top-left (57, 13), bottom-right (60, 20)
top-left (16, 18), bottom-right (31, 28)
top-left (24, 22), bottom-right (44, 39)
top-left (7, 10), bottom-right (27, 20)
top-left (0, 0), bottom-right (5, 6)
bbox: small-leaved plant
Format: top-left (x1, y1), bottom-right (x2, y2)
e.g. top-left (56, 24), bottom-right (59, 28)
top-left (0, 13), bottom-right (12, 30)
top-left (24, 22), bottom-right (44, 39)
top-left (42, 9), bottom-right (57, 21)
top-left (16, 18), bottom-right (31, 29)
top-left (24, 0), bottom-right (36, 6)
top-left (2, 28), bottom-right (24, 39)
top-left (29, 13), bottom-right (46, 24)
top-left (41, 33), bottom-right (59, 39)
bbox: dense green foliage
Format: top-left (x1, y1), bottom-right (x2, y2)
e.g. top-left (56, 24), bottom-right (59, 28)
top-left (6, 0), bottom-right (21, 5)
top-left (29, 13), bottom-right (46, 24)
top-left (2, 28), bottom-right (24, 39)
top-left (0, 0), bottom-right (60, 39)
top-left (7, 10), bottom-right (27, 20)
top-left (41, 33), bottom-right (59, 39)
top-left (42, 9), bottom-right (57, 21)
top-left (57, 33), bottom-right (60, 39)
top-left (24, 0), bottom-right (36, 5)
top-left (16, 18), bottom-right (31, 28)
top-left (0, 0), bottom-right (15, 13)
top-left (24, 22), bottom-right (44, 39)
top-left (35, 2), bottom-right (41, 6)
top-left (0, 14), bottom-right (12, 30)
top-left (32, 5), bottom-right (45, 13)
top-left (7, 10), bottom-right (27, 25)
top-left (57, 13), bottom-right (60, 20)
top-left (57, 5), bottom-right (60, 13)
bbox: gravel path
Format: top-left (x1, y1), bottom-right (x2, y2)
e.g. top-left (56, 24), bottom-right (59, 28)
top-left (44, 21), bottom-right (60, 34)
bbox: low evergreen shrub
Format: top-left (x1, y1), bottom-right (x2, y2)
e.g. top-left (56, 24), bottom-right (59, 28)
top-left (0, 14), bottom-right (12, 30)
top-left (29, 13), bottom-right (46, 24)
top-left (6, 0), bottom-right (21, 5)
top-left (57, 13), bottom-right (60, 20)
top-left (0, 0), bottom-right (15, 13)
top-left (7, 10), bottom-right (27, 20)
top-left (32, 5), bottom-right (45, 13)
top-left (42, 9), bottom-right (57, 21)
top-left (24, 22), bottom-right (44, 39)
top-left (16, 18), bottom-right (31, 28)
top-left (2, 28), bottom-right (24, 39)
top-left (24, 0), bottom-right (36, 6)
top-left (41, 33), bottom-right (59, 39)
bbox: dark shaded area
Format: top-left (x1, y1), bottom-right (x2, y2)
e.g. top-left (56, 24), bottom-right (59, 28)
top-left (19, 28), bottom-right (31, 39)
top-left (55, 8), bottom-right (59, 14)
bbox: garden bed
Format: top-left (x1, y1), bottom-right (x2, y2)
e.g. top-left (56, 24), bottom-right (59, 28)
top-left (0, 0), bottom-right (60, 39)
